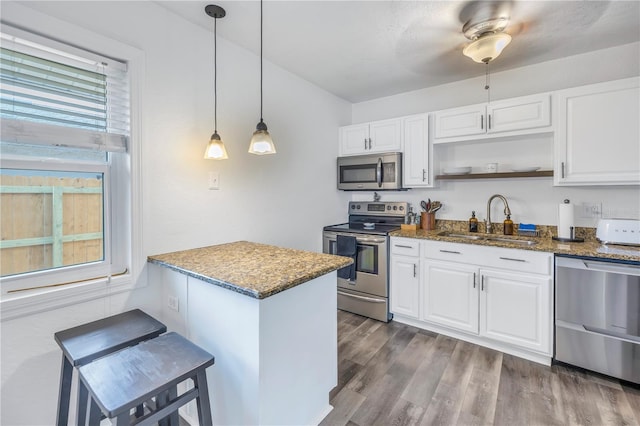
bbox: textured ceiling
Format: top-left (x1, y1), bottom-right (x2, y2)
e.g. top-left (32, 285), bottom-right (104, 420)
top-left (157, 0), bottom-right (640, 103)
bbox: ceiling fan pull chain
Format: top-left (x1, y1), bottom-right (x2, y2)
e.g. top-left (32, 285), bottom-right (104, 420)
top-left (485, 61), bottom-right (491, 104)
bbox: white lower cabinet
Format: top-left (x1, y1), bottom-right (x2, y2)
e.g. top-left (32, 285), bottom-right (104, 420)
top-left (480, 269), bottom-right (551, 354)
top-left (390, 239), bottom-right (553, 364)
top-left (390, 237), bottom-right (421, 319)
top-left (422, 260), bottom-right (478, 334)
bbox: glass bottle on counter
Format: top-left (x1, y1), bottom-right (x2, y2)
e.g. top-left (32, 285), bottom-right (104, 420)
top-left (504, 214), bottom-right (514, 235)
top-left (469, 211), bottom-right (478, 232)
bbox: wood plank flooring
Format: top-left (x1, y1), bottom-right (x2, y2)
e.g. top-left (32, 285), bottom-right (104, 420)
top-left (321, 310), bottom-right (640, 426)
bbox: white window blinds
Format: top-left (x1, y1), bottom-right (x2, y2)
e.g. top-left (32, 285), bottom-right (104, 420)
top-left (0, 25), bottom-right (129, 152)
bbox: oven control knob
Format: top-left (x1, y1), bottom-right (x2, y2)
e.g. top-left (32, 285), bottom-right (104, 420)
top-left (393, 206), bottom-right (397, 210)
top-left (399, 206), bottom-right (404, 211)
top-left (351, 205), bottom-right (355, 209)
top-left (356, 205), bottom-right (361, 209)
top-left (387, 206), bottom-right (391, 210)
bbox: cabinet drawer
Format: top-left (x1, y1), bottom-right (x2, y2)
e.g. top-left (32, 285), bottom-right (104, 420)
top-left (391, 238), bottom-right (420, 256)
top-left (424, 241), bottom-right (482, 262)
top-left (482, 247), bottom-right (552, 275)
top-left (425, 241), bottom-right (552, 275)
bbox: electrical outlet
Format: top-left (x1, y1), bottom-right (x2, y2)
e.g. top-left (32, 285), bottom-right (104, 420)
top-left (167, 295), bottom-right (179, 312)
top-left (208, 171), bottom-right (220, 190)
top-left (580, 202), bottom-right (602, 218)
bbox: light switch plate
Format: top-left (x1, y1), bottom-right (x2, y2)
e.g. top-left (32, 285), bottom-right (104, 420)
top-left (208, 171), bottom-right (220, 190)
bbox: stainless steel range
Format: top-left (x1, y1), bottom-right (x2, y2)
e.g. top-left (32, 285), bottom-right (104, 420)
top-left (323, 201), bottom-right (408, 322)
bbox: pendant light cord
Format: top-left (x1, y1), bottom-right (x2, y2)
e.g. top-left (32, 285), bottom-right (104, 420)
top-left (214, 15), bottom-right (218, 132)
top-left (260, 0), bottom-right (263, 122)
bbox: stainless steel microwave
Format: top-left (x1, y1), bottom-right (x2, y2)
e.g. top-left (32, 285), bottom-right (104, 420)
top-left (337, 152), bottom-right (403, 191)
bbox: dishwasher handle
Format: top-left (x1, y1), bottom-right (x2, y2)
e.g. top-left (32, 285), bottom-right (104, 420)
top-left (556, 256), bottom-right (640, 276)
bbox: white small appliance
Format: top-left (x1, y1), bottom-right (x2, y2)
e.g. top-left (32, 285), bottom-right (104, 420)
top-left (596, 218), bottom-right (640, 246)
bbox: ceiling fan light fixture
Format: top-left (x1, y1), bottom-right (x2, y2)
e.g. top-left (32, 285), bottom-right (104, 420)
top-left (463, 32), bottom-right (512, 64)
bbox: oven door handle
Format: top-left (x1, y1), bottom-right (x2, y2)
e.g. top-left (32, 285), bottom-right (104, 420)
top-left (338, 290), bottom-right (386, 303)
top-left (325, 232), bottom-right (386, 244)
top-left (376, 157), bottom-right (383, 188)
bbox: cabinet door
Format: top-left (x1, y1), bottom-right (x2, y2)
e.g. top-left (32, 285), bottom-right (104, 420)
top-left (402, 113), bottom-right (430, 187)
top-left (555, 77), bottom-right (640, 185)
top-left (479, 269), bottom-right (551, 354)
top-left (487, 94), bottom-right (551, 134)
top-left (339, 123), bottom-right (369, 156)
top-left (390, 255), bottom-right (420, 319)
top-left (422, 260), bottom-right (479, 334)
top-left (369, 118), bottom-right (402, 153)
top-left (433, 104), bottom-right (485, 139)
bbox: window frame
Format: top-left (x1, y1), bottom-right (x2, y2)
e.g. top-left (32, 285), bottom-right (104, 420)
top-left (0, 7), bottom-right (144, 320)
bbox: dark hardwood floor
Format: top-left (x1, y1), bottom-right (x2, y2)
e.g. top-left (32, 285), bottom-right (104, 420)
top-left (321, 310), bottom-right (640, 426)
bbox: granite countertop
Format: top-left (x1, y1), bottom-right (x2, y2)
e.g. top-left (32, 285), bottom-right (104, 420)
top-left (390, 229), bottom-right (640, 263)
top-left (148, 241), bottom-right (353, 299)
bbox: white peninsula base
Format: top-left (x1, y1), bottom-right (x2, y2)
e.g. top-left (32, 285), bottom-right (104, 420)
top-left (150, 264), bottom-right (338, 425)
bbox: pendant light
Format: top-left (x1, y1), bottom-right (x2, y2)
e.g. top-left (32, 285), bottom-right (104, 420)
top-left (248, 0), bottom-right (276, 155)
top-left (204, 4), bottom-right (229, 160)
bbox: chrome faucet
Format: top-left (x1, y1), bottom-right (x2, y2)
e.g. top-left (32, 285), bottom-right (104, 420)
top-left (485, 194), bottom-right (511, 234)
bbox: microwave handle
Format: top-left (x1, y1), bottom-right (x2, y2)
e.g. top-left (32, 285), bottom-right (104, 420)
top-left (376, 157), bottom-right (383, 187)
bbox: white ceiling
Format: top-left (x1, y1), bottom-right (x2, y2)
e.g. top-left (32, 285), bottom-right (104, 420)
top-left (159, 1), bottom-right (640, 103)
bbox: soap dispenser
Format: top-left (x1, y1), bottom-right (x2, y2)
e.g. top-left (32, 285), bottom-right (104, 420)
top-left (504, 214), bottom-right (514, 235)
top-left (469, 211), bottom-right (478, 233)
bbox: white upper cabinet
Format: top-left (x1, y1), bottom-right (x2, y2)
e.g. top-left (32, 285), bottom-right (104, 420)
top-left (339, 118), bottom-right (401, 156)
top-left (433, 93), bottom-right (552, 143)
top-left (402, 113), bottom-right (431, 188)
top-left (554, 77), bottom-right (640, 186)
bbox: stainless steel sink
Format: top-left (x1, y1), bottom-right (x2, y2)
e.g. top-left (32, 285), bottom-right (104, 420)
top-left (437, 231), bottom-right (538, 246)
top-left (485, 237), bottom-right (538, 246)
top-left (437, 232), bottom-right (484, 240)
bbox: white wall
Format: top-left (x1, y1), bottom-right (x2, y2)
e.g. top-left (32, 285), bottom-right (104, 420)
top-left (351, 42), bottom-right (640, 227)
top-left (1, 2), bottom-right (350, 425)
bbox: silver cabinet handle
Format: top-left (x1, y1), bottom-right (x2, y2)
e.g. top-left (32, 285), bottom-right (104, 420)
top-left (394, 244), bottom-right (413, 249)
top-left (413, 264), bottom-right (417, 277)
top-left (499, 256), bottom-right (526, 263)
top-left (561, 162), bottom-right (565, 178)
top-left (368, 138), bottom-right (372, 150)
top-left (480, 115), bottom-right (484, 129)
top-left (473, 272), bottom-right (476, 288)
top-left (439, 249), bottom-right (461, 254)
top-left (488, 114), bottom-right (492, 129)
top-left (364, 138), bottom-right (368, 150)
top-left (338, 290), bottom-right (385, 303)
top-left (481, 275), bottom-right (485, 291)
top-left (422, 169), bottom-right (426, 182)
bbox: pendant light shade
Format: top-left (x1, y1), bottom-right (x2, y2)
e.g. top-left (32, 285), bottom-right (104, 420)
top-left (249, 0), bottom-right (276, 155)
top-left (463, 32), bottom-right (512, 64)
top-left (204, 4), bottom-right (229, 160)
top-left (205, 131), bottom-right (228, 159)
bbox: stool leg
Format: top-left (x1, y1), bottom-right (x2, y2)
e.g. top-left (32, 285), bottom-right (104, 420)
top-left (56, 355), bottom-right (73, 426)
top-left (157, 390), bottom-right (170, 426)
top-left (194, 370), bottom-right (213, 426)
top-left (86, 397), bottom-right (102, 426)
top-left (76, 379), bottom-right (89, 426)
top-left (168, 386), bottom-right (179, 425)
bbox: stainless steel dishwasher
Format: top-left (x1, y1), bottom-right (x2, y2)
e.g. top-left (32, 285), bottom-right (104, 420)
top-left (555, 219), bottom-right (640, 384)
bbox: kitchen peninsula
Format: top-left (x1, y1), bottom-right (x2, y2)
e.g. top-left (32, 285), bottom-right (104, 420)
top-left (148, 241), bottom-right (352, 425)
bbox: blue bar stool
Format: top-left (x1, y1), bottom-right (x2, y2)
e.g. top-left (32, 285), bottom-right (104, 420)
top-left (54, 309), bottom-right (166, 425)
top-left (78, 332), bottom-right (215, 425)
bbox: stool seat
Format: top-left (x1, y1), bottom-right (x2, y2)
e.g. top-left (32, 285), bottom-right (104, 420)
top-left (54, 309), bottom-right (167, 366)
top-left (54, 309), bottom-right (166, 426)
top-left (79, 332), bottom-right (214, 425)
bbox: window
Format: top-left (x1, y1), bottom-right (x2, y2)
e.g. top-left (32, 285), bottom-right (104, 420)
top-left (0, 25), bottom-right (131, 295)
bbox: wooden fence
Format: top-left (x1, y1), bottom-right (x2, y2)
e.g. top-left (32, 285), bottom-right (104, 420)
top-left (0, 174), bottom-right (103, 277)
